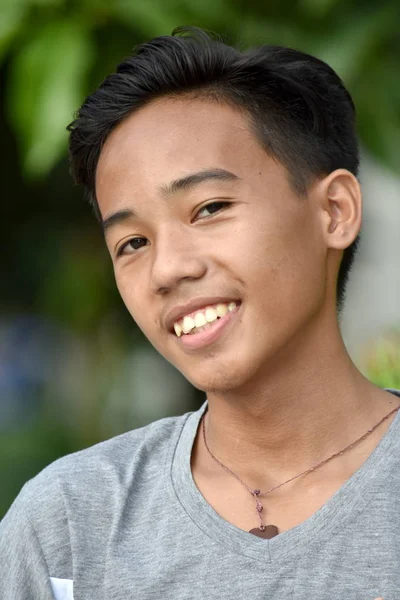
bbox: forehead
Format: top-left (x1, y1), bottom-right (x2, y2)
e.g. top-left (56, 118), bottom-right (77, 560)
top-left (95, 97), bottom-right (280, 212)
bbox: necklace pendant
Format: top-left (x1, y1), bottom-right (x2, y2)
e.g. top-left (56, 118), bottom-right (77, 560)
top-left (249, 525), bottom-right (279, 539)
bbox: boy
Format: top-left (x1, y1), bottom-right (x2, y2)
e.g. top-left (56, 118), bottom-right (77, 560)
top-left (0, 27), bottom-right (398, 599)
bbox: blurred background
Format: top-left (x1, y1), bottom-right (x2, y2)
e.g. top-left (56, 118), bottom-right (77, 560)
top-left (1, 0), bottom-right (399, 518)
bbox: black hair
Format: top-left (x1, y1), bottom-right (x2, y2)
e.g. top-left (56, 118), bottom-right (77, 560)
top-left (68, 26), bottom-right (361, 315)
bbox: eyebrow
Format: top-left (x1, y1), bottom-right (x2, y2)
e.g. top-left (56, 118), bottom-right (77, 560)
top-left (102, 167), bottom-right (240, 234)
top-left (159, 167), bottom-right (240, 197)
top-left (102, 208), bottom-right (136, 235)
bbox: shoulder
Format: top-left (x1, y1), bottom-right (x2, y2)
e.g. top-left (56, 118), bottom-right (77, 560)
top-left (0, 410), bottom-right (196, 583)
top-left (1, 410), bottom-right (193, 541)
top-left (31, 411), bottom-right (190, 496)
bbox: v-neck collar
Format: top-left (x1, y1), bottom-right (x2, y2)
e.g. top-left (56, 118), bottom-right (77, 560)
top-left (171, 389), bottom-right (400, 564)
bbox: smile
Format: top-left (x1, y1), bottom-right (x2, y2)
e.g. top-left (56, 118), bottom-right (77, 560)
top-left (173, 301), bottom-right (239, 337)
top-left (174, 301), bottom-right (241, 351)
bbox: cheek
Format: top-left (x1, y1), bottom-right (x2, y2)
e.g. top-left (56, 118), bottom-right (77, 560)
top-left (245, 217), bottom-right (325, 313)
top-left (274, 243), bottom-right (326, 321)
top-left (115, 267), bottom-right (167, 349)
top-left (115, 268), bottom-right (147, 325)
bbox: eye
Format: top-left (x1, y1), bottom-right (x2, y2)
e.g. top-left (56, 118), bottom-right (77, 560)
top-left (194, 201), bottom-right (232, 220)
top-left (116, 237), bottom-right (148, 257)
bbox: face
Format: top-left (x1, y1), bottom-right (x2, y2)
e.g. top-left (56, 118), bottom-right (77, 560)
top-left (96, 97), bottom-right (330, 393)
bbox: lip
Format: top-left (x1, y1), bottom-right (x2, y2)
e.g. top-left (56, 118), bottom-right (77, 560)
top-left (177, 302), bottom-right (241, 351)
top-left (164, 297), bottom-right (241, 333)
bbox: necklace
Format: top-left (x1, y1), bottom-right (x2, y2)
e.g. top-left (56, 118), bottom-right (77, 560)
top-left (201, 404), bottom-right (400, 539)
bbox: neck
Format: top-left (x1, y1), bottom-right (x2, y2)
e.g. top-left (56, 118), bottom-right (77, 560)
top-left (203, 320), bottom-right (396, 485)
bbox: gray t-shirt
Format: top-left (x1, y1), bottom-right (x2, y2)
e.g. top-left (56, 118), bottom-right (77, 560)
top-left (1, 388), bottom-right (400, 600)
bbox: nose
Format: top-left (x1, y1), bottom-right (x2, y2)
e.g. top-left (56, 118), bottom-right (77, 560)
top-left (150, 224), bottom-right (208, 295)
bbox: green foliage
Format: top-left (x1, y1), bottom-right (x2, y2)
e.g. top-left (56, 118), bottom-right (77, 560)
top-left (0, 1), bottom-right (25, 62)
top-left (0, 419), bottom-right (76, 517)
top-left (1, 0), bottom-right (399, 521)
top-left (7, 19), bottom-right (94, 176)
top-left (362, 331), bottom-right (400, 390)
top-left (1, 0), bottom-right (400, 178)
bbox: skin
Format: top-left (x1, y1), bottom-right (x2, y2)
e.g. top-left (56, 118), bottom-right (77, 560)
top-left (96, 96), bottom-right (397, 558)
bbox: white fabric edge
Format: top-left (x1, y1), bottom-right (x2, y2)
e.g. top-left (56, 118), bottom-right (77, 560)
top-left (50, 577), bottom-right (74, 600)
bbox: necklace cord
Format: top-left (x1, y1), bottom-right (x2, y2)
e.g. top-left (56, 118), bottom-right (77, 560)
top-left (202, 404), bottom-right (400, 532)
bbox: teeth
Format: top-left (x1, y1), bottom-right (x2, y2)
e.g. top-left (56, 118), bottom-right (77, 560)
top-left (174, 323), bottom-right (182, 337)
top-left (216, 303), bottom-right (228, 318)
top-left (182, 316), bottom-right (195, 334)
top-left (173, 301), bottom-right (239, 336)
top-left (205, 307), bottom-right (218, 323)
top-left (194, 312), bottom-right (207, 328)
top-left (190, 322), bottom-right (212, 334)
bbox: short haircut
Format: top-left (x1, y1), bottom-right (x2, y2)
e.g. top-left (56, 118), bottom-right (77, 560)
top-left (68, 27), bottom-right (361, 315)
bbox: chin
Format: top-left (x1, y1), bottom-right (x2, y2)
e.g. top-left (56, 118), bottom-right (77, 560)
top-left (182, 360), bottom-right (256, 394)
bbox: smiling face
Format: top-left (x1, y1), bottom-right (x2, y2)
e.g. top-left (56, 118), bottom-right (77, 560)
top-left (96, 96), bottom-right (336, 393)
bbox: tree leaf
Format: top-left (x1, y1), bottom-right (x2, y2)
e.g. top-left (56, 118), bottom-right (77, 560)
top-left (114, 0), bottom-right (236, 38)
top-left (7, 20), bottom-right (94, 177)
top-left (355, 60), bottom-right (400, 171)
top-left (299, 0), bottom-right (343, 19)
top-left (309, 3), bottom-right (400, 82)
top-left (0, 2), bottom-right (26, 62)
top-left (114, 0), bottom-right (184, 37)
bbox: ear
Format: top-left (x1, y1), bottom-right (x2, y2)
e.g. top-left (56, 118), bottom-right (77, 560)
top-left (314, 169), bottom-right (362, 250)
